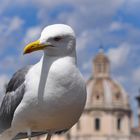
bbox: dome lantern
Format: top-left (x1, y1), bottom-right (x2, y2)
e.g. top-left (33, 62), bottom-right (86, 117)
top-left (93, 47), bottom-right (110, 78)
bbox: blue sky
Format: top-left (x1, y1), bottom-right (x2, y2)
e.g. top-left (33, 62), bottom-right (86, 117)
top-left (0, 0), bottom-right (140, 126)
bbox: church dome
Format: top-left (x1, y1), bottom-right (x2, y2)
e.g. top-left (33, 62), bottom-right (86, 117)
top-left (86, 50), bottom-right (130, 110)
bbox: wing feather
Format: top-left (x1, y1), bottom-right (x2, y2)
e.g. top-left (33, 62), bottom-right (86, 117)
top-left (0, 66), bottom-right (31, 133)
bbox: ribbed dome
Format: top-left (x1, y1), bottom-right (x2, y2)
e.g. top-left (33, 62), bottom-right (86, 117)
top-left (86, 51), bottom-right (130, 111)
top-left (86, 77), bottom-right (130, 110)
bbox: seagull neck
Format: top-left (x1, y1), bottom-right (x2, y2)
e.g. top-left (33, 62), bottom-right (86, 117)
top-left (41, 49), bottom-right (77, 65)
top-left (37, 51), bottom-right (77, 102)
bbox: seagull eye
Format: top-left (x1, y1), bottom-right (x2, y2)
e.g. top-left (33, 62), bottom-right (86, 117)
top-left (53, 36), bottom-right (62, 41)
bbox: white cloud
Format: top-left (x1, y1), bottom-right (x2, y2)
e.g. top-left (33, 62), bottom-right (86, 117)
top-left (22, 0), bottom-right (125, 33)
top-left (109, 22), bottom-right (123, 32)
top-left (0, 0), bottom-right (12, 15)
top-left (123, 0), bottom-right (140, 14)
top-left (24, 26), bottom-right (42, 43)
top-left (132, 67), bottom-right (140, 84)
top-left (0, 16), bottom-right (24, 54)
top-left (0, 56), bottom-right (21, 72)
top-left (15, 0), bottom-right (125, 11)
top-left (76, 31), bottom-right (94, 51)
top-left (5, 16), bottom-right (24, 36)
top-left (107, 43), bottom-right (130, 69)
top-left (113, 74), bottom-right (127, 84)
top-left (82, 61), bottom-right (91, 71)
top-left (0, 16), bottom-right (24, 36)
top-left (109, 21), bottom-right (140, 45)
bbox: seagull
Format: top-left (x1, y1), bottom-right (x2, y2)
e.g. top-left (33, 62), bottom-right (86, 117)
top-left (0, 24), bottom-right (87, 140)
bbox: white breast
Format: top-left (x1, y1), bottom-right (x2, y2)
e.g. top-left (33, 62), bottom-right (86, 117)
top-left (12, 56), bottom-right (86, 132)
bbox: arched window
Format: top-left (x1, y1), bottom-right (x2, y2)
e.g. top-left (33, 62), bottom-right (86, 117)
top-left (96, 94), bottom-right (100, 100)
top-left (94, 118), bottom-right (100, 131)
top-left (115, 92), bottom-right (120, 100)
top-left (117, 118), bottom-right (121, 130)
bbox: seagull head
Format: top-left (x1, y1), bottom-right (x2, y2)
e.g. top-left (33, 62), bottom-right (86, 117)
top-left (23, 24), bottom-right (76, 56)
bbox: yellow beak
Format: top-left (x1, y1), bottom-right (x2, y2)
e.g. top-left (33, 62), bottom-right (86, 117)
top-left (23, 40), bottom-right (47, 54)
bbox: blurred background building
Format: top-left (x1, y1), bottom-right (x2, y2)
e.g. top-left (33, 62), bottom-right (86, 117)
top-left (23, 49), bottom-right (140, 140)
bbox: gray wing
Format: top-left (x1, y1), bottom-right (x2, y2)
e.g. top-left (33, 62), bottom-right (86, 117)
top-left (0, 66), bottom-right (31, 133)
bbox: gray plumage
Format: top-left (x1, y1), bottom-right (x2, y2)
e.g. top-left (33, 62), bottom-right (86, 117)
top-left (0, 66), bottom-right (31, 133)
top-left (6, 66), bottom-right (31, 93)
